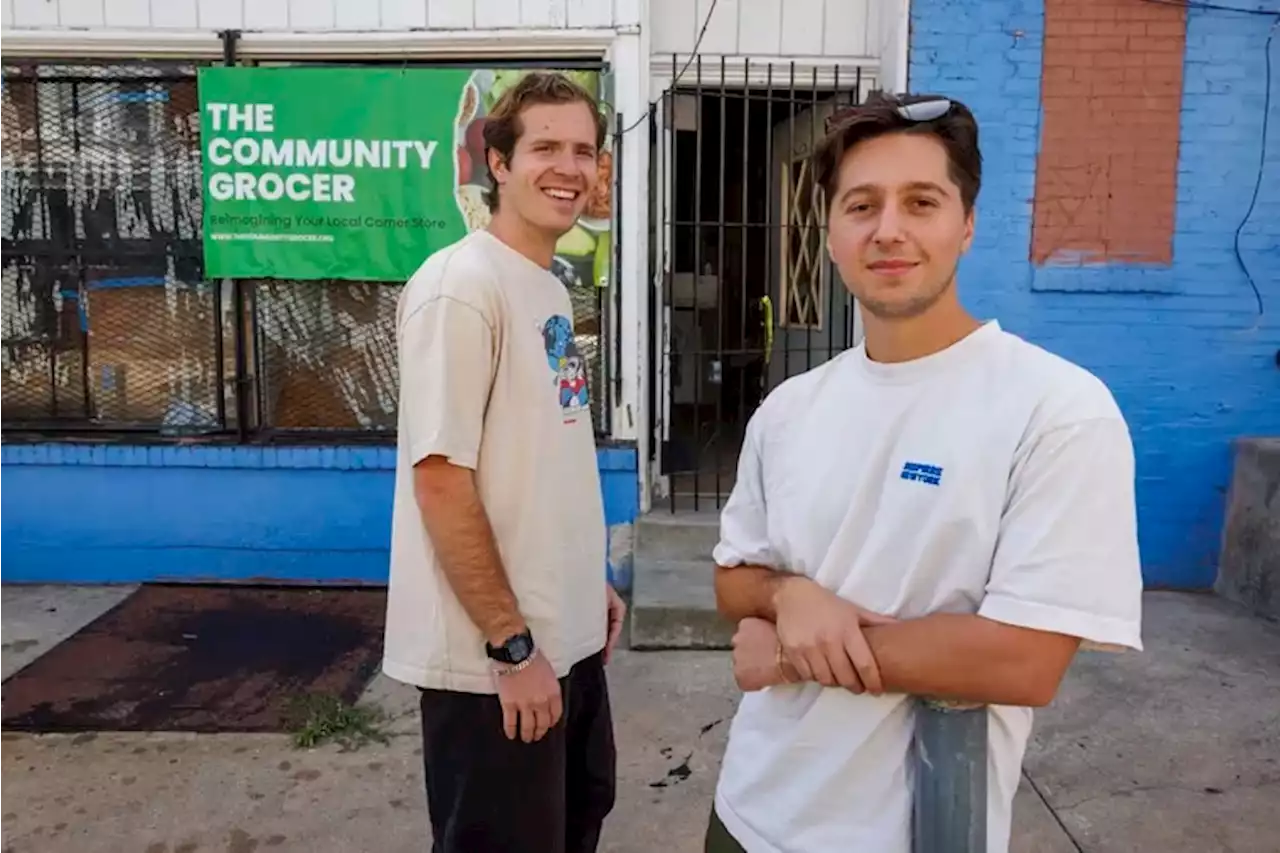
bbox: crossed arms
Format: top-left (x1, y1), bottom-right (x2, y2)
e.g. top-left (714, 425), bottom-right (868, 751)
top-left (716, 415), bottom-right (1144, 708)
top-left (715, 564), bottom-right (1080, 707)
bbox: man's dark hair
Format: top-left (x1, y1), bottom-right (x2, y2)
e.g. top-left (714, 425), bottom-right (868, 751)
top-left (483, 71), bottom-right (607, 212)
top-left (813, 91), bottom-right (982, 213)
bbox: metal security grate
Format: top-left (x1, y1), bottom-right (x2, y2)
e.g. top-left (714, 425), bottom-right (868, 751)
top-left (249, 278), bottom-right (608, 438)
top-left (253, 279), bottom-right (402, 435)
top-left (2, 63), bottom-right (225, 434)
top-left (572, 283), bottom-right (610, 437)
top-left (651, 58), bottom-right (874, 510)
top-left (2, 61), bottom-right (614, 443)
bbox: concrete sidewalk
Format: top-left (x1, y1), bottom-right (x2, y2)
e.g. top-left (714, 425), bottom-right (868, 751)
top-left (1, 589), bottom-right (1277, 852)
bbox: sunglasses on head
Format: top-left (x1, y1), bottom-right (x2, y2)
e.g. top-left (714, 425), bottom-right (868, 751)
top-left (825, 97), bottom-right (954, 134)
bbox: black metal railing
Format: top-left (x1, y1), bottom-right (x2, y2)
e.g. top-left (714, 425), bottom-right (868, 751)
top-left (651, 57), bottom-right (870, 511)
top-left (2, 59), bottom-right (613, 442)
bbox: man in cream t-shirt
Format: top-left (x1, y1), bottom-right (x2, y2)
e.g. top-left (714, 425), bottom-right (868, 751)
top-left (383, 228), bottom-right (611, 692)
top-left (705, 93), bottom-right (1145, 853)
top-left (382, 72), bottom-right (625, 853)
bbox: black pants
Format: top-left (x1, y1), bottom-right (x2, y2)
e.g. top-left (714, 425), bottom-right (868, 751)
top-left (704, 807), bottom-right (746, 853)
top-left (419, 650), bottom-right (616, 853)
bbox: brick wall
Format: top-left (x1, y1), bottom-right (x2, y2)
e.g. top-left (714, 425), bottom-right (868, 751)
top-left (910, 0), bottom-right (1280, 588)
top-left (1032, 0), bottom-right (1185, 266)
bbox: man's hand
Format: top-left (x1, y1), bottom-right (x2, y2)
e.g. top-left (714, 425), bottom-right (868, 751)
top-left (732, 617), bottom-right (800, 691)
top-left (774, 576), bottom-right (897, 694)
top-left (494, 652), bottom-right (563, 743)
top-left (604, 584), bottom-right (627, 664)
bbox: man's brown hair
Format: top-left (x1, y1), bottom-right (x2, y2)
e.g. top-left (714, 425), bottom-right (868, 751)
top-left (813, 92), bottom-right (983, 213)
top-left (482, 71), bottom-right (607, 212)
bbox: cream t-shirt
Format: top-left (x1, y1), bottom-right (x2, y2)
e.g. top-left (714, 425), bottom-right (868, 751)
top-left (382, 229), bottom-right (607, 694)
top-left (712, 320), bottom-right (1145, 853)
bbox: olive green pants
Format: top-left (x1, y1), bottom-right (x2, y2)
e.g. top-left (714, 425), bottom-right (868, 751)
top-left (703, 807), bottom-right (747, 853)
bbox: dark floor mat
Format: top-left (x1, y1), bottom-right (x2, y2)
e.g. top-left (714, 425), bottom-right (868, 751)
top-left (1, 584), bottom-right (388, 733)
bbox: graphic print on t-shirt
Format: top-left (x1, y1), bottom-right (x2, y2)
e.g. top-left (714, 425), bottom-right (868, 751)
top-left (900, 460), bottom-right (944, 486)
top-left (542, 314), bottom-right (590, 421)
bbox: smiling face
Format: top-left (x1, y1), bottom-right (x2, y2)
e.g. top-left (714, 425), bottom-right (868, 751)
top-left (826, 131), bottom-right (974, 320)
top-left (488, 100), bottom-right (600, 238)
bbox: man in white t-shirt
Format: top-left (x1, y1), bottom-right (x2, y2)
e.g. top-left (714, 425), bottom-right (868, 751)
top-left (704, 93), bottom-right (1145, 853)
top-left (381, 71), bottom-right (627, 853)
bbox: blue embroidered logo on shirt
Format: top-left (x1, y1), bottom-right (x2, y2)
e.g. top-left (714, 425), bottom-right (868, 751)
top-left (900, 461), bottom-right (943, 486)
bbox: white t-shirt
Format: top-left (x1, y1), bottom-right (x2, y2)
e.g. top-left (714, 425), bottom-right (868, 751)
top-left (712, 320), bottom-right (1144, 853)
top-left (382, 230), bottom-right (607, 694)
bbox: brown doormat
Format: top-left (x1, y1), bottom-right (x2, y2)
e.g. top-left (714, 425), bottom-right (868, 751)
top-left (1, 584), bottom-right (388, 733)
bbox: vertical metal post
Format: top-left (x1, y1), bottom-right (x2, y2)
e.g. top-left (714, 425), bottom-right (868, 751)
top-left (665, 67), bottom-right (678, 514)
top-left (783, 61), bottom-right (794, 384)
top-left (762, 66), bottom-right (774, 402)
top-left (646, 103), bottom-right (659, 492)
top-left (70, 80), bottom-right (92, 420)
top-left (612, 111), bottom-right (624, 408)
top-left (209, 67), bottom-right (226, 427)
top-left (845, 69), bottom-right (861, 348)
top-left (827, 67), bottom-right (840, 366)
top-left (913, 699), bottom-right (988, 853)
top-left (714, 57), bottom-right (727, 503)
top-left (806, 67), bottom-right (817, 374)
top-left (738, 60), bottom-right (750, 473)
top-left (691, 56), bottom-right (703, 512)
top-left (219, 29), bottom-right (251, 442)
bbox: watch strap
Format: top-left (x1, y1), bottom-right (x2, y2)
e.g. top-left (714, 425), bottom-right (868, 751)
top-left (485, 629), bottom-right (535, 664)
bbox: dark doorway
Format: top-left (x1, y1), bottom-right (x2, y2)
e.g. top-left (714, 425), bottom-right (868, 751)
top-left (653, 63), bottom-right (868, 511)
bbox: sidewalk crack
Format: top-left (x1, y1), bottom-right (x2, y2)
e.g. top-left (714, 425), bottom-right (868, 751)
top-left (1023, 769), bottom-right (1086, 853)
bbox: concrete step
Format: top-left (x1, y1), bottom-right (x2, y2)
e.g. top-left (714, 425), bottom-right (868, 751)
top-left (1216, 437), bottom-right (1280, 620)
top-left (629, 557), bottom-right (734, 650)
top-left (634, 509), bottom-right (722, 562)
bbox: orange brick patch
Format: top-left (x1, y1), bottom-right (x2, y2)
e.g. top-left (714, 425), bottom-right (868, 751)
top-left (1031, 0), bottom-right (1186, 266)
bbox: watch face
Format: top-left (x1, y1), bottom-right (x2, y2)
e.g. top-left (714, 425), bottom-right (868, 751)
top-left (508, 634), bottom-right (534, 663)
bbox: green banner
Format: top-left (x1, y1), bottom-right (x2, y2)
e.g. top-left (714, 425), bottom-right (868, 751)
top-left (199, 66), bottom-right (613, 286)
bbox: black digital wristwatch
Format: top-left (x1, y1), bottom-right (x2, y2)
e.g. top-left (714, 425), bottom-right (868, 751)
top-left (485, 629), bottom-right (536, 666)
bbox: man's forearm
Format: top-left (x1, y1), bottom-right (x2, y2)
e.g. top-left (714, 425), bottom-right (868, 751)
top-left (864, 613), bottom-right (1080, 708)
top-left (415, 461), bottom-right (525, 645)
top-left (720, 565), bottom-right (1078, 706)
top-left (714, 563), bottom-right (797, 623)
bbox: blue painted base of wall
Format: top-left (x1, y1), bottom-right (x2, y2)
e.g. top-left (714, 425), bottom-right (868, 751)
top-left (1, 443), bottom-right (640, 589)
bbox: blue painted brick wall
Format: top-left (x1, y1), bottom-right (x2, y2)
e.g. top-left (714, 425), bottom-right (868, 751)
top-left (910, 0), bottom-right (1280, 587)
top-left (1, 444), bottom-right (640, 589)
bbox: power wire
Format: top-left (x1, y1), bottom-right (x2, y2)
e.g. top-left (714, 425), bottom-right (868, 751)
top-left (1142, 0), bottom-right (1278, 319)
top-left (1139, 0), bottom-right (1277, 16)
top-left (1233, 17), bottom-right (1276, 318)
top-left (613, 0), bottom-right (721, 139)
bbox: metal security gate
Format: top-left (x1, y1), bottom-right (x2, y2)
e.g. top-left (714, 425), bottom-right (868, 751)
top-left (1, 62), bottom-right (220, 434)
top-left (649, 57), bottom-right (875, 512)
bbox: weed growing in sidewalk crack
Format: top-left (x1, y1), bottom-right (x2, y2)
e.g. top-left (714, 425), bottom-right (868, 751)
top-left (286, 694), bottom-right (389, 752)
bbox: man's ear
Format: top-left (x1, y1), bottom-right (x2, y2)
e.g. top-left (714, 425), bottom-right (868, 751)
top-left (487, 147), bottom-right (508, 188)
top-left (961, 206), bottom-right (976, 255)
